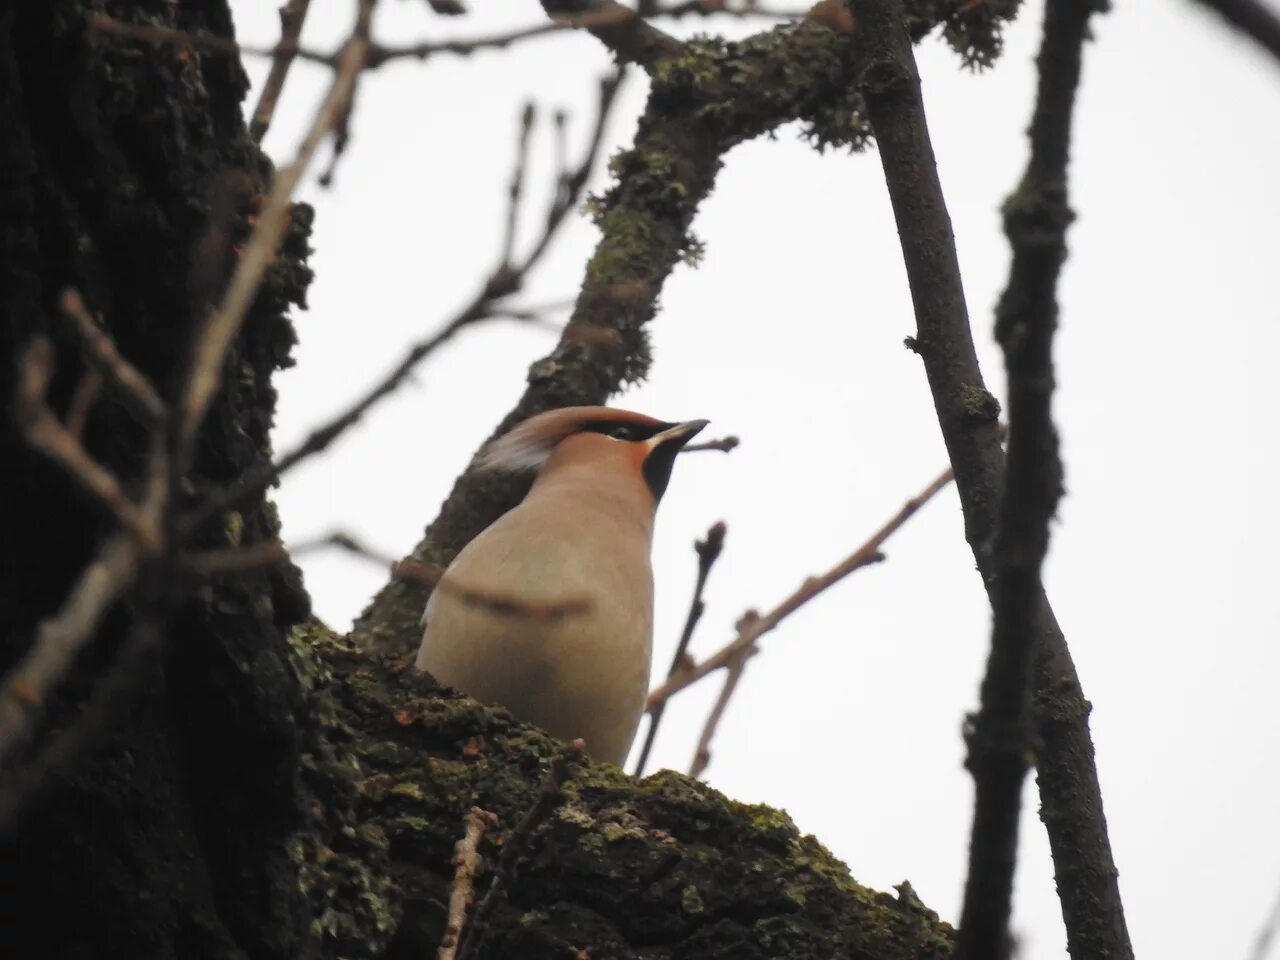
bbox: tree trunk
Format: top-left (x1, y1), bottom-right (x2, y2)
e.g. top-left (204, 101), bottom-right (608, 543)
top-left (0, 3), bottom-right (952, 957)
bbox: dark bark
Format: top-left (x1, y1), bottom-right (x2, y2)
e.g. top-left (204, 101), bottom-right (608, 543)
top-left (951, 0), bottom-right (1089, 951)
top-left (0, 0), bottom-right (314, 955)
top-left (851, 1), bottom-right (1132, 957)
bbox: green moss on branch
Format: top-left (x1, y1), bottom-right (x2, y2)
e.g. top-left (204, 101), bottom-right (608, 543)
top-left (290, 624), bottom-right (953, 959)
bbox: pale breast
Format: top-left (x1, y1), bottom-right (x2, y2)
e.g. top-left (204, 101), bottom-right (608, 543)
top-left (416, 494), bottom-right (654, 765)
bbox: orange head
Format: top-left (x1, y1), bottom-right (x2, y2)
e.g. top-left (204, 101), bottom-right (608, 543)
top-left (477, 406), bottom-right (708, 502)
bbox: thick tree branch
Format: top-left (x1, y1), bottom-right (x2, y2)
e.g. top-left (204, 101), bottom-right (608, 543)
top-left (851, 1), bottom-right (1132, 957)
top-left (297, 626), bottom-right (958, 958)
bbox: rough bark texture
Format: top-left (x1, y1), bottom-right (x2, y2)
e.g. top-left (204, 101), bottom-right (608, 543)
top-left (0, 3), bottom-right (963, 957)
top-left (0, 0), bottom-right (314, 955)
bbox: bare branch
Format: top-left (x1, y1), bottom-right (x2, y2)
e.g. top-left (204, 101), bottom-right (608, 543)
top-left (91, 4), bottom-right (802, 79)
top-left (456, 740), bottom-right (585, 960)
top-left (15, 340), bottom-right (159, 552)
top-left (634, 521), bottom-right (725, 777)
top-left (63, 368), bottom-right (102, 440)
top-left (437, 807), bottom-right (496, 960)
top-left (183, 71), bottom-right (626, 538)
top-left (58, 290), bottom-right (166, 425)
top-left (501, 103), bottom-right (538, 269)
top-left (177, 0), bottom-right (373, 462)
top-left (646, 465), bottom-right (954, 717)
top-left (249, 0), bottom-right (314, 142)
top-left (851, 0), bottom-right (1130, 954)
top-left (0, 616), bottom-right (162, 834)
top-left (88, 13), bottom-right (339, 68)
top-left (185, 534), bottom-right (591, 623)
top-left (688, 631), bottom-right (750, 778)
top-left (683, 435), bottom-right (739, 453)
top-left (0, 536), bottom-right (140, 771)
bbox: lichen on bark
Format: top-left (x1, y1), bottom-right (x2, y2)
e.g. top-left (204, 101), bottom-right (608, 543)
top-left (292, 624), bottom-right (955, 960)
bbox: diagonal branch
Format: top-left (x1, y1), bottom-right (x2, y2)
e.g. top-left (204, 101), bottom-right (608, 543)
top-left (633, 521), bottom-right (726, 777)
top-left (851, 0), bottom-right (1132, 956)
top-left (58, 290), bottom-right (165, 426)
top-left (1189, 0), bottom-right (1280, 67)
top-left (178, 0), bottom-right (373, 461)
top-left (14, 339), bottom-right (159, 552)
top-left (249, 0), bottom-right (314, 142)
top-left (0, 536), bottom-right (140, 771)
top-left (645, 464), bottom-right (954, 715)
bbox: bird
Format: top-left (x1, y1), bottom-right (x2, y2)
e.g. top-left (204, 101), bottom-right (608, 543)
top-left (415, 406), bottom-right (708, 766)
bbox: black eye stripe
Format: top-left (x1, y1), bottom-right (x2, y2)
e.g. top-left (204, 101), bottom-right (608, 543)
top-left (578, 419), bottom-right (672, 442)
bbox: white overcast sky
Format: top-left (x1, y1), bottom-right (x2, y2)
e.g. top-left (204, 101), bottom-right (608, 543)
top-left (227, 2), bottom-right (1280, 957)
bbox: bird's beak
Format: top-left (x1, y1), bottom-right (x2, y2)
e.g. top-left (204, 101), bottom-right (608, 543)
top-left (645, 419), bottom-right (710, 452)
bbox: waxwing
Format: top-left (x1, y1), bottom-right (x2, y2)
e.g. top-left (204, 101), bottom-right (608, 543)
top-left (415, 406), bottom-right (708, 765)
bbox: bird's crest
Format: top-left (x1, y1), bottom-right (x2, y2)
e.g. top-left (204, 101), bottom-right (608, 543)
top-left (475, 406), bottom-right (667, 472)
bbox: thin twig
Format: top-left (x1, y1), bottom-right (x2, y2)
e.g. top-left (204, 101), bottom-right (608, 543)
top-left (182, 70), bottom-right (626, 537)
top-left (0, 536), bottom-right (140, 771)
top-left (15, 340), bottom-right (159, 552)
top-left (438, 807), bottom-right (497, 960)
top-left (249, 0), bottom-right (314, 142)
top-left (63, 369), bottom-right (103, 440)
top-left (177, 0), bottom-right (373, 463)
top-left (90, 4), bottom-right (800, 80)
top-left (58, 290), bottom-right (165, 425)
top-left (633, 521), bottom-right (726, 777)
top-left (184, 534), bottom-right (591, 623)
top-left (683, 435), bottom-right (739, 453)
top-left (88, 13), bottom-right (339, 67)
top-left (455, 740), bottom-right (585, 960)
top-left (645, 464), bottom-right (954, 714)
top-left (0, 617), bottom-right (161, 834)
top-left (688, 633), bottom-right (751, 777)
top-left (501, 103), bottom-right (537, 269)
top-left (515, 68), bottom-right (624, 274)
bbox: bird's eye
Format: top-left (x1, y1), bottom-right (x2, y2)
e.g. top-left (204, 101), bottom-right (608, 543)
top-left (609, 424), bottom-right (637, 441)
